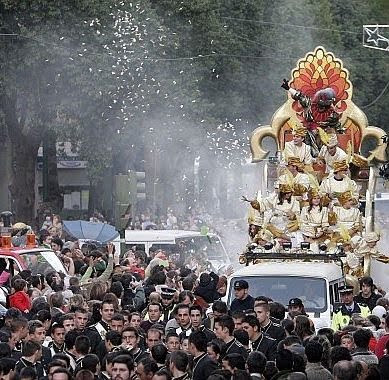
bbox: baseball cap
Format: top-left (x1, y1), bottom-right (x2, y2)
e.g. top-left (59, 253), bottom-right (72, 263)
top-left (234, 280), bottom-right (249, 290)
top-left (288, 298), bottom-right (304, 307)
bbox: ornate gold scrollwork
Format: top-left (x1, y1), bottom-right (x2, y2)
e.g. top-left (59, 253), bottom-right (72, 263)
top-left (250, 46), bottom-right (387, 163)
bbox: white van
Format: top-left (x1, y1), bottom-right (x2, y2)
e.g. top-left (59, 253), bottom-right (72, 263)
top-left (124, 230), bottom-right (231, 272)
top-left (225, 261), bottom-right (345, 330)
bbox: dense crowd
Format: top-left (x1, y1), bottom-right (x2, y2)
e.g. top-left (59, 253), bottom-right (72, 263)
top-left (0, 215), bottom-right (387, 380)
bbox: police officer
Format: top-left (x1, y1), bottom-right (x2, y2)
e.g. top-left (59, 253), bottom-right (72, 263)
top-left (331, 285), bottom-right (370, 332)
top-left (230, 280), bottom-right (255, 313)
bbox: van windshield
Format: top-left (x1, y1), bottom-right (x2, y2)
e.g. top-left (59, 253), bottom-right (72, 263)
top-left (228, 276), bottom-right (327, 313)
top-left (19, 250), bottom-right (67, 275)
top-left (150, 235), bottom-right (227, 261)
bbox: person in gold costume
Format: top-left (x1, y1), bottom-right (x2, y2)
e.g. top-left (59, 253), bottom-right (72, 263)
top-left (329, 190), bottom-right (362, 239)
top-left (316, 134), bottom-right (347, 175)
top-left (282, 125), bottom-right (313, 166)
top-left (277, 157), bottom-right (310, 203)
top-left (319, 160), bottom-right (359, 204)
top-left (300, 189), bottom-right (329, 243)
top-left (243, 182), bottom-right (300, 241)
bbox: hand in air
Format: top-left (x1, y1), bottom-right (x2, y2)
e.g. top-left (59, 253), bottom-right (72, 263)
top-left (281, 79), bottom-right (290, 90)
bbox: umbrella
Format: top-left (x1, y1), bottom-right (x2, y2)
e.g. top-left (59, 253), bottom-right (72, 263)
top-left (63, 220), bottom-right (119, 244)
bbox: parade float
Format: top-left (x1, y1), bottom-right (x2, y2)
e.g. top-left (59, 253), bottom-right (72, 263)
top-left (239, 46), bottom-right (389, 293)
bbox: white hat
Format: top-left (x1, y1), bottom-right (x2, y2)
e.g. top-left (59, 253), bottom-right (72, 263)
top-left (365, 232), bottom-right (380, 243)
top-left (372, 305), bottom-right (386, 319)
top-left (327, 134), bottom-right (338, 148)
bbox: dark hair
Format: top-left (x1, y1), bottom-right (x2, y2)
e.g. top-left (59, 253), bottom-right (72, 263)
top-left (112, 313), bottom-right (125, 323)
top-left (281, 319), bottom-right (295, 336)
top-left (75, 370), bottom-right (94, 380)
top-left (48, 360), bottom-right (66, 372)
top-left (64, 330), bottom-right (79, 350)
top-left (153, 369), bottom-right (171, 380)
top-left (188, 331), bottom-right (207, 353)
top-left (0, 343), bottom-right (11, 358)
top-left (246, 351), bottom-right (266, 374)
top-left (50, 293), bottom-right (65, 308)
top-left (178, 291), bottom-right (194, 304)
top-left (20, 366), bottom-right (37, 380)
top-left (151, 343), bottom-right (168, 365)
top-left (80, 354), bottom-right (100, 373)
top-left (176, 303), bottom-right (190, 313)
top-left (360, 276), bottom-right (374, 289)
top-left (166, 332), bottom-right (179, 342)
top-left (367, 315), bottom-right (381, 330)
top-left (231, 311), bottom-right (245, 320)
top-left (305, 341), bottom-right (323, 363)
top-left (28, 320), bottom-right (44, 334)
top-left (189, 305), bottom-right (203, 316)
top-left (212, 301), bottom-right (227, 314)
top-left (181, 277), bottom-right (195, 291)
top-left (233, 330), bottom-right (249, 346)
top-left (317, 328), bottom-right (334, 346)
top-left (112, 354), bottom-right (135, 373)
top-left (148, 303), bottom-right (163, 313)
top-left (222, 353), bottom-right (245, 370)
top-left (138, 357), bottom-right (158, 376)
top-left (269, 302), bottom-right (286, 321)
top-left (51, 323), bottom-right (65, 335)
top-left (105, 331), bottom-right (122, 346)
top-left (215, 316), bottom-right (235, 336)
top-left (0, 358), bottom-right (16, 375)
top-left (294, 315), bottom-right (313, 341)
top-left (275, 348), bottom-right (294, 371)
top-left (75, 336), bottom-right (91, 356)
top-left (51, 368), bottom-right (72, 380)
top-left (122, 326), bottom-right (139, 338)
top-left (232, 369), bottom-right (251, 380)
top-left (110, 282), bottom-right (124, 299)
top-left (353, 328), bottom-right (372, 349)
top-left (13, 279), bottom-right (27, 292)
top-left (169, 351), bottom-right (188, 372)
top-left (21, 340), bottom-right (41, 357)
top-left (242, 315), bottom-right (261, 330)
top-left (207, 340), bottom-right (222, 357)
top-left (52, 353), bottom-right (71, 368)
top-left (52, 238), bottom-right (64, 250)
top-left (330, 346), bottom-right (352, 369)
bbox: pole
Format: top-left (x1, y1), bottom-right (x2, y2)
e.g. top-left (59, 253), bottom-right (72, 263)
top-left (42, 139), bottom-right (49, 202)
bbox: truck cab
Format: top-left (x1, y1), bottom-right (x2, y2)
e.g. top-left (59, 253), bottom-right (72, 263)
top-left (225, 258), bottom-right (345, 330)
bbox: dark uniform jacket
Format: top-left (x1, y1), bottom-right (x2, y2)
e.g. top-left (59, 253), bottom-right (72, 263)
top-left (191, 353), bottom-right (218, 380)
top-left (252, 332), bottom-right (277, 361)
top-left (230, 295), bottom-right (255, 313)
top-left (261, 320), bottom-right (286, 343)
top-left (223, 338), bottom-right (248, 359)
top-left (15, 357), bottom-right (45, 379)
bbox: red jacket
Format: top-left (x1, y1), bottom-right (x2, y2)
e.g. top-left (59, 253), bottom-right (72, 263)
top-left (9, 291), bottom-right (31, 312)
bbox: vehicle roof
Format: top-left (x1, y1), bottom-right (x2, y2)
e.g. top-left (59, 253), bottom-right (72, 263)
top-left (0, 246), bottom-right (52, 257)
top-left (125, 229), bottom-right (217, 243)
top-left (231, 262), bottom-right (343, 280)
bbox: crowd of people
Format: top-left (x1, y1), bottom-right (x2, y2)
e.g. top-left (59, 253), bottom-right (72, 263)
top-left (0, 217), bottom-right (388, 380)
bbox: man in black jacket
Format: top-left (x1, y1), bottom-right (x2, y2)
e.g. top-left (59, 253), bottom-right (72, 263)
top-left (254, 303), bottom-right (286, 343)
top-left (188, 331), bottom-right (218, 380)
top-left (242, 315), bottom-right (277, 361)
top-left (214, 315), bottom-right (248, 359)
top-left (354, 276), bottom-right (382, 311)
top-left (230, 280), bottom-right (255, 313)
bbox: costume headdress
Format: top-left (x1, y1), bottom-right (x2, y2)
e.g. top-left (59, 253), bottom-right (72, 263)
top-left (338, 190), bottom-right (354, 206)
top-left (291, 124), bottom-right (307, 137)
top-left (333, 159), bottom-right (349, 173)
